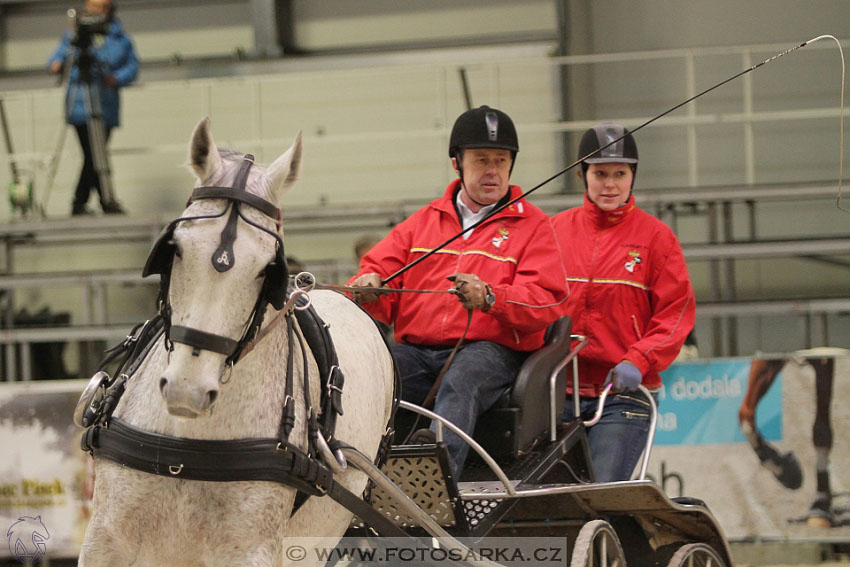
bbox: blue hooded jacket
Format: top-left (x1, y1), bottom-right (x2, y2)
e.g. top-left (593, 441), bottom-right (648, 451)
top-left (47, 18), bottom-right (139, 128)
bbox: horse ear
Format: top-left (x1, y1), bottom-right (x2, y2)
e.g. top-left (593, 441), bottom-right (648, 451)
top-left (266, 131), bottom-right (303, 200)
top-left (188, 117), bottom-right (223, 183)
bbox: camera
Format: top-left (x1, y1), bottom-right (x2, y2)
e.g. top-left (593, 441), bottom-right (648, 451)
top-left (71, 11), bottom-right (110, 50)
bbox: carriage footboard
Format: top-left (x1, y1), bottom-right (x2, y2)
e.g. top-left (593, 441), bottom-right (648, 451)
top-left (341, 446), bottom-right (510, 567)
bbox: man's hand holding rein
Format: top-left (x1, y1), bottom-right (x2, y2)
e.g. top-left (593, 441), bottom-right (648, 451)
top-left (350, 272), bottom-right (384, 304)
top-left (447, 273), bottom-right (495, 311)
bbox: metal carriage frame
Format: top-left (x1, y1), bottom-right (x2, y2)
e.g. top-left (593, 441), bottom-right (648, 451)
top-left (342, 318), bottom-right (735, 567)
top-left (77, 309), bottom-right (734, 567)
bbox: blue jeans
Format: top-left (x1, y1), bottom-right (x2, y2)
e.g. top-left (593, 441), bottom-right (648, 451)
top-left (394, 341), bottom-right (527, 477)
top-left (562, 391), bottom-right (658, 482)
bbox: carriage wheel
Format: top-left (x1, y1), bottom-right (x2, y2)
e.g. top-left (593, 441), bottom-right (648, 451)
top-left (665, 543), bottom-right (727, 567)
top-left (570, 519), bottom-right (627, 567)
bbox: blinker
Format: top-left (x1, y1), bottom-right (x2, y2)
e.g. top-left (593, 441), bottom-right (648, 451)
top-left (141, 152), bottom-right (290, 364)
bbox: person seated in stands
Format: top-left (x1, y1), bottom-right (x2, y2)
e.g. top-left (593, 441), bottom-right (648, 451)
top-left (349, 106), bottom-right (566, 478)
top-left (552, 123), bottom-right (695, 482)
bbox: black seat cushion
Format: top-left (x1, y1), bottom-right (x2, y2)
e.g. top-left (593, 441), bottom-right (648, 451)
top-left (473, 316), bottom-right (572, 460)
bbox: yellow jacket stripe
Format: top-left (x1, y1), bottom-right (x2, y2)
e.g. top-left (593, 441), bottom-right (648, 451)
top-left (410, 247), bottom-right (518, 264)
top-left (566, 276), bottom-right (650, 291)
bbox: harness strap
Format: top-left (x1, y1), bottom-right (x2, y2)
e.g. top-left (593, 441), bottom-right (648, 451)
top-left (83, 419), bottom-right (333, 495)
top-left (325, 479), bottom-right (413, 538)
top-left (293, 305), bottom-right (344, 432)
top-left (293, 322), bottom-right (321, 458)
top-left (170, 325), bottom-right (238, 357)
top-left (82, 418), bottom-right (412, 538)
top-left (211, 202), bottom-right (240, 273)
top-left (279, 317), bottom-right (296, 442)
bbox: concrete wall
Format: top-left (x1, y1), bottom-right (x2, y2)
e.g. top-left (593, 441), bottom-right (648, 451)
top-left (0, 0), bottom-right (847, 357)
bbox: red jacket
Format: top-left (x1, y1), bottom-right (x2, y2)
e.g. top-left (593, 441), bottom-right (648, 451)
top-left (351, 180), bottom-right (567, 351)
top-left (552, 195), bottom-right (695, 395)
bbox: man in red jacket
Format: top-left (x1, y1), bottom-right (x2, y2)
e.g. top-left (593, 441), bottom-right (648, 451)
top-left (552, 123), bottom-right (695, 482)
top-left (350, 106), bottom-right (566, 477)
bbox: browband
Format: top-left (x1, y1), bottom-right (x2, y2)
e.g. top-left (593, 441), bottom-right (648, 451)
top-left (190, 187), bottom-right (281, 220)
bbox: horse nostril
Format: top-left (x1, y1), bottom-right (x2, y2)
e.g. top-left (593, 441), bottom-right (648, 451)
top-left (207, 390), bottom-right (218, 407)
top-left (159, 377), bottom-right (168, 394)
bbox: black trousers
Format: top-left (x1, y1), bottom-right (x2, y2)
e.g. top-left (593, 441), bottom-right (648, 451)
top-left (73, 124), bottom-right (113, 210)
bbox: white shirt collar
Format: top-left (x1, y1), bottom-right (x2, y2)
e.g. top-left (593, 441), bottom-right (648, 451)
top-left (455, 190), bottom-right (496, 240)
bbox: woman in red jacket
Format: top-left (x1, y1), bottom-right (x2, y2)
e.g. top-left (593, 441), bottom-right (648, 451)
top-left (552, 123), bottom-right (695, 482)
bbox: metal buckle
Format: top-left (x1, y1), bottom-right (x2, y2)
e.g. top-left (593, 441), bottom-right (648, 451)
top-left (315, 431), bottom-right (347, 474)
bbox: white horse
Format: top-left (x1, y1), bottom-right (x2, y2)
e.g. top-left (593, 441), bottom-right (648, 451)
top-left (78, 118), bottom-right (395, 566)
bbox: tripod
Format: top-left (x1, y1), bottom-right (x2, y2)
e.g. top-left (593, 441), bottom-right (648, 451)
top-left (66, 45), bottom-right (117, 209)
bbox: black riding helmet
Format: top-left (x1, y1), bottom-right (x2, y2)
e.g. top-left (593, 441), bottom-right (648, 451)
top-left (578, 122), bottom-right (638, 189)
top-left (449, 106), bottom-right (519, 179)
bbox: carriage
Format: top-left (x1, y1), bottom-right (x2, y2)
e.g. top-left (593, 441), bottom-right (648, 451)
top-left (345, 315), bottom-right (734, 567)
top-left (74, 120), bottom-right (733, 567)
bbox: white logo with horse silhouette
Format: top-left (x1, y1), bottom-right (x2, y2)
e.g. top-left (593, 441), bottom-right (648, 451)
top-left (6, 515), bottom-right (50, 563)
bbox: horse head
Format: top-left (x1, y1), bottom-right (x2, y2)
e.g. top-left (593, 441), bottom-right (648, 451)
top-left (152, 117), bottom-right (302, 417)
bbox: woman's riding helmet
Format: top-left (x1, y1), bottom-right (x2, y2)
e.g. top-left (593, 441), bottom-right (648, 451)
top-left (578, 122), bottom-right (638, 185)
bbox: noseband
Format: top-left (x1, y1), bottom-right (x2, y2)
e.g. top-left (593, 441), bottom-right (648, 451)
top-left (142, 154), bottom-right (289, 366)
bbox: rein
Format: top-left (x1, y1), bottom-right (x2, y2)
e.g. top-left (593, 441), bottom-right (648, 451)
top-left (314, 282), bottom-right (459, 295)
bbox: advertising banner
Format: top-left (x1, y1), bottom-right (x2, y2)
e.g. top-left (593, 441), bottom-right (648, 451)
top-left (649, 350), bottom-right (850, 541)
top-left (2, 352), bottom-right (849, 559)
top-left (0, 380), bottom-right (90, 562)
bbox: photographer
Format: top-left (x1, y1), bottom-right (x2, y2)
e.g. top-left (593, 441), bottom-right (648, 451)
top-left (47, 0), bottom-right (138, 216)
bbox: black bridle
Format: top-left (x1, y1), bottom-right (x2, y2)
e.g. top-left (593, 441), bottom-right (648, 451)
top-left (142, 154), bottom-right (289, 366)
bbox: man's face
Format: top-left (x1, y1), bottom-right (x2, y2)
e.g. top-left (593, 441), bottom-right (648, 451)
top-left (585, 162), bottom-right (634, 212)
top-left (453, 148), bottom-right (512, 210)
top-left (85, 0), bottom-right (111, 16)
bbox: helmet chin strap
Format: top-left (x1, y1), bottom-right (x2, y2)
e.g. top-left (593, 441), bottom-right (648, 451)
top-left (455, 157), bottom-right (487, 208)
top-left (460, 180), bottom-right (494, 208)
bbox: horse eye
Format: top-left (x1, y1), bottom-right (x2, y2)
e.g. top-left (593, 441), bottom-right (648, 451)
top-left (167, 240), bottom-right (182, 260)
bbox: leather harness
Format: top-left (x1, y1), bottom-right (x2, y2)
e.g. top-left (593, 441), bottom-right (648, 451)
top-left (79, 159), bottom-right (402, 535)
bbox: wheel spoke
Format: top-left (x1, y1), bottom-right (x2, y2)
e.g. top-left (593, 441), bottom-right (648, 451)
top-left (571, 520), bottom-right (626, 567)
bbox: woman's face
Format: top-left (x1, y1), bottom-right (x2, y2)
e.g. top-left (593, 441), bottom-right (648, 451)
top-left (585, 163), bottom-right (634, 212)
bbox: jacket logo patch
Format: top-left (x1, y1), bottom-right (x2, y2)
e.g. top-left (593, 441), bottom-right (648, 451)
top-left (492, 228), bottom-right (509, 248)
top-left (625, 250), bottom-right (642, 273)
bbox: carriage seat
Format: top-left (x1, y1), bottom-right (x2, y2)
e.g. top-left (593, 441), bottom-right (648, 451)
top-left (472, 315), bottom-right (572, 461)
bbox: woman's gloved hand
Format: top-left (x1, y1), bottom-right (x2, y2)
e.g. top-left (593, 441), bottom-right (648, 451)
top-left (605, 361), bottom-right (642, 392)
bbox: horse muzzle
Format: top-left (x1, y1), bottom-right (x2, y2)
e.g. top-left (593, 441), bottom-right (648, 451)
top-left (159, 352), bottom-right (222, 417)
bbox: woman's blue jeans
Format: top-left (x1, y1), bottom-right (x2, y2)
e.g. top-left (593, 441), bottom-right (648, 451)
top-left (562, 391), bottom-right (658, 482)
top-left (394, 341), bottom-right (527, 478)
